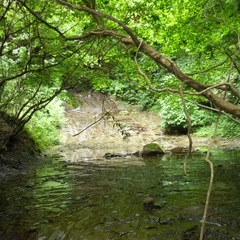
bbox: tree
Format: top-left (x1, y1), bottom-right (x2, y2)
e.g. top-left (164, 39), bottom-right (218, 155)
top-left (0, 0), bottom-right (239, 148)
top-left (0, 0), bottom-right (91, 147)
top-left (1, 1), bottom-right (239, 237)
top-left (19, 0), bottom-right (240, 115)
top-left (54, 0), bottom-right (240, 116)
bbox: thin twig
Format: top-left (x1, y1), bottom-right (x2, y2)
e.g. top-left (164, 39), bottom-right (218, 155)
top-left (187, 57), bottom-right (229, 76)
top-left (184, 99), bottom-right (240, 125)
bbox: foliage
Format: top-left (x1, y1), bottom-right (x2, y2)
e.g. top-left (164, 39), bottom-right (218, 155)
top-left (150, 94), bottom-right (210, 133)
top-left (196, 114), bottom-right (240, 138)
top-left (0, 0), bottom-right (240, 150)
top-left (101, 80), bottom-right (157, 109)
top-left (24, 98), bottom-right (66, 150)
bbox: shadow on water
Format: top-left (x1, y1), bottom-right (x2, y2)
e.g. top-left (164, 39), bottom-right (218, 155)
top-left (1, 150), bottom-right (240, 239)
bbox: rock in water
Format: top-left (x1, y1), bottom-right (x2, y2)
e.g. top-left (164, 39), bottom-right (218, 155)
top-left (170, 147), bottom-right (188, 154)
top-left (103, 153), bottom-right (126, 159)
top-left (143, 197), bottom-right (155, 204)
top-left (143, 197), bottom-right (161, 211)
top-left (141, 143), bottom-right (165, 157)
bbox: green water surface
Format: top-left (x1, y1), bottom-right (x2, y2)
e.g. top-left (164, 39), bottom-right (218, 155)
top-left (0, 150), bottom-right (240, 239)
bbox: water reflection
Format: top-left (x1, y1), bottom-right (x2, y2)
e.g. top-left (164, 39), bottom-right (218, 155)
top-left (0, 150), bottom-right (240, 239)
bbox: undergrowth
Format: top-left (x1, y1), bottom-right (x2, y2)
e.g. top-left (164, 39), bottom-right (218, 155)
top-left (24, 97), bottom-right (66, 151)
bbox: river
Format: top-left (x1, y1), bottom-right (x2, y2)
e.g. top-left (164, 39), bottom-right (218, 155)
top-left (0, 149), bottom-right (240, 239)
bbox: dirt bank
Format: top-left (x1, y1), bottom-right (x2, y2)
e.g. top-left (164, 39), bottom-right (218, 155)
top-left (0, 131), bottom-right (42, 181)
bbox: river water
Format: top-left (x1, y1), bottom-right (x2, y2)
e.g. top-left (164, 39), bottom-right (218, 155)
top-left (0, 149), bottom-right (240, 240)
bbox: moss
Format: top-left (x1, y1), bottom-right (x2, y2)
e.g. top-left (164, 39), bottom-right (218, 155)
top-left (142, 143), bottom-right (165, 157)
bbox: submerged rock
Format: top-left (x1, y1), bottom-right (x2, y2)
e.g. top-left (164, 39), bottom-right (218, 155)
top-left (169, 146), bottom-right (189, 154)
top-left (143, 197), bottom-right (161, 211)
top-left (103, 151), bottom-right (142, 159)
top-left (141, 143), bottom-right (165, 157)
top-left (103, 153), bottom-right (127, 159)
top-left (143, 197), bottom-right (154, 205)
top-left (167, 147), bottom-right (200, 154)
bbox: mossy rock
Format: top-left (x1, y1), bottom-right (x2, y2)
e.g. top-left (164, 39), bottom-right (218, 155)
top-left (141, 143), bottom-right (165, 157)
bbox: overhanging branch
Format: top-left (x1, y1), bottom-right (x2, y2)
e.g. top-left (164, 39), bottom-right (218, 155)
top-left (82, 29), bottom-right (240, 117)
top-left (28, 0), bottom-right (239, 117)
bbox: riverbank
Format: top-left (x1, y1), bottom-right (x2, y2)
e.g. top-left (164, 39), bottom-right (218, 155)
top-left (0, 151), bottom-right (37, 181)
top-left (56, 92), bottom-right (240, 160)
top-left (1, 92), bottom-right (240, 180)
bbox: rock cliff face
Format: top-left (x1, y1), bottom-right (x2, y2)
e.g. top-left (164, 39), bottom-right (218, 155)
top-left (59, 93), bottom-right (163, 154)
top-left (56, 93), bottom-right (239, 161)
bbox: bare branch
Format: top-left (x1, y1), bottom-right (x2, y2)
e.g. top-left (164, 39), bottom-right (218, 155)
top-left (195, 83), bottom-right (240, 99)
top-left (200, 72), bottom-right (229, 239)
top-left (72, 115), bottom-right (104, 137)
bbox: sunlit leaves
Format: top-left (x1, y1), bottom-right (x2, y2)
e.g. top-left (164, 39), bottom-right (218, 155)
top-left (25, 97), bottom-right (66, 150)
top-left (0, 0), bottom-right (239, 146)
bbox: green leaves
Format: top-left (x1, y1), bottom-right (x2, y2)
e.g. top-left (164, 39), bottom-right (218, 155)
top-left (0, 0), bottom-right (239, 148)
top-left (25, 97), bottom-right (66, 150)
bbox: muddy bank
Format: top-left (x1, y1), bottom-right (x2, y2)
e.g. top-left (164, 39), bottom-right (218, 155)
top-left (0, 124), bottom-right (44, 181)
top-left (0, 152), bottom-right (37, 181)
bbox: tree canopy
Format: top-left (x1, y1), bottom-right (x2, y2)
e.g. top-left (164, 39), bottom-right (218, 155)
top-left (0, 0), bottom-right (240, 148)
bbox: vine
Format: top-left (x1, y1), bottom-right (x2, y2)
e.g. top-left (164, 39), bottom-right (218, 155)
top-left (199, 112), bottom-right (220, 240)
top-left (200, 48), bottom-right (235, 239)
top-left (179, 82), bottom-right (193, 176)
